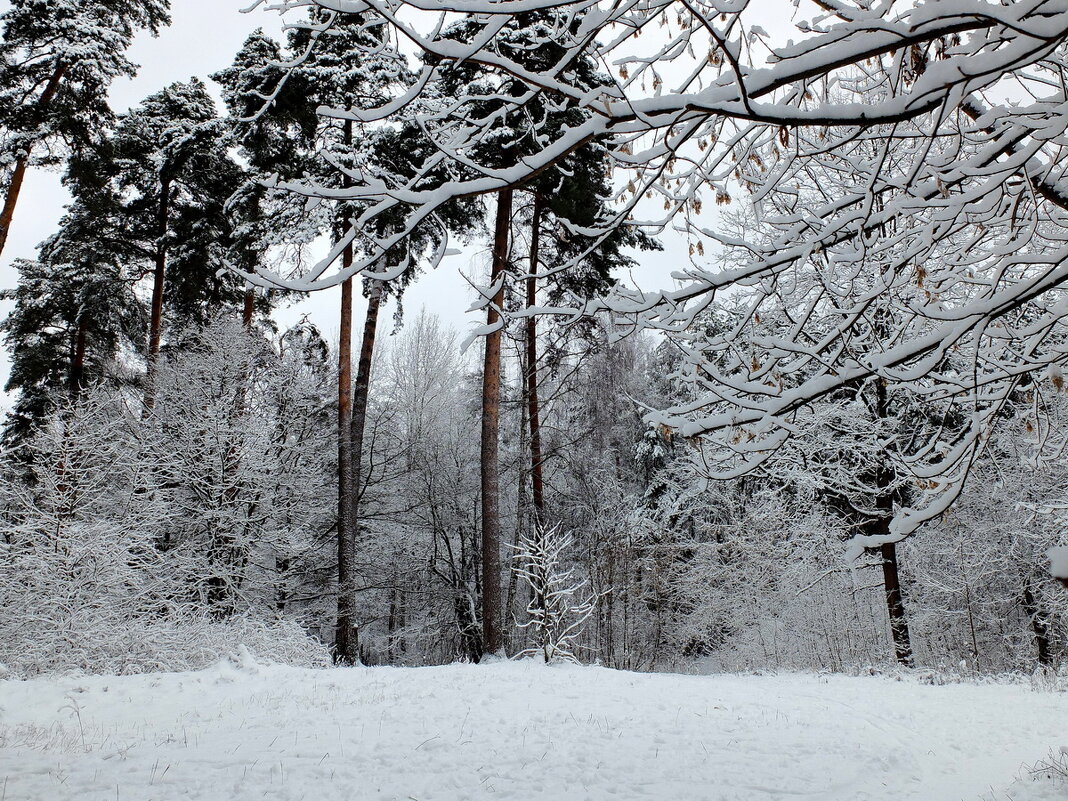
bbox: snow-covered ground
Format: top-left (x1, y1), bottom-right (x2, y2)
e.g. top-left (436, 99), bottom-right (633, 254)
top-left (1, 658), bottom-right (1065, 800)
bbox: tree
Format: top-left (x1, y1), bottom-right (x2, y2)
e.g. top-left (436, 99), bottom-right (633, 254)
top-left (219, 15), bottom-right (475, 662)
top-left (0, 0), bottom-right (170, 256)
top-left (1, 245), bottom-right (139, 446)
top-left (0, 320), bottom-right (337, 677)
top-left (411, 7), bottom-right (657, 656)
top-left (514, 524), bottom-right (595, 663)
top-left (213, 28), bottom-right (322, 324)
top-left (103, 79), bottom-right (243, 409)
top-left (254, 0), bottom-right (1068, 578)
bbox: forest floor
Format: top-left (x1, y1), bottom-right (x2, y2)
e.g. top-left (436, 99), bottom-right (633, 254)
top-left (1, 657), bottom-right (1066, 801)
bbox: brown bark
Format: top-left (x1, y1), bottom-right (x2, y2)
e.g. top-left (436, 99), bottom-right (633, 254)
top-left (242, 289), bottom-right (255, 328)
top-left (526, 195), bottom-right (545, 524)
top-left (142, 178), bottom-right (172, 414)
top-left (339, 278), bottom-right (383, 652)
top-left (480, 188), bottom-right (513, 658)
top-left (69, 317), bottom-right (88, 401)
top-left (350, 281), bottom-right (383, 507)
top-left (335, 265), bottom-right (357, 664)
top-left (335, 116), bottom-right (361, 665)
top-left (0, 63), bottom-right (67, 259)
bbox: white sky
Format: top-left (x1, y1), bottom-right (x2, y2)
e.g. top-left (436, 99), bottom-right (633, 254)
top-left (0, 0), bottom-right (698, 410)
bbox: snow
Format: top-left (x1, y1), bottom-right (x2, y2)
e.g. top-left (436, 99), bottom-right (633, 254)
top-left (0, 662), bottom-right (1059, 798)
top-left (1, 659), bottom-right (1066, 800)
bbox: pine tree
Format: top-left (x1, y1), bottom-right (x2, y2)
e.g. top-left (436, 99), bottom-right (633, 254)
top-left (218, 18), bottom-right (483, 661)
top-left (0, 197), bottom-right (141, 449)
top-left (219, 17), bottom-right (408, 663)
top-left (430, 9), bottom-right (658, 656)
top-left (104, 79), bottom-right (244, 409)
top-left (213, 29), bottom-right (322, 324)
top-left (0, 0), bottom-right (170, 256)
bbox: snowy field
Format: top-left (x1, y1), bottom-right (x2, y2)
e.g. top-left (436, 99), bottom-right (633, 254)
top-left (1, 659), bottom-right (1066, 801)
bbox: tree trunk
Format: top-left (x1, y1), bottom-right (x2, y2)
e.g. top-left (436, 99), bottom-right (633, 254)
top-left (480, 188), bottom-right (512, 658)
top-left (526, 195), bottom-right (545, 525)
top-left (0, 63), bottom-right (67, 259)
top-left (506, 377), bottom-right (528, 649)
top-left (387, 584), bottom-right (399, 663)
top-left (879, 538), bottom-right (913, 665)
top-left (335, 265), bottom-right (357, 664)
top-left (872, 378), bottom-right (913, 666)
top-left (275, 557), bottom-right (290, 613)
top-left (335, 117), bottom-right (360, 666)
top-left (524, 194), bottom-right (549, 633)
top-left (242, 289), bottom-right (255, 328)
top-left (142, 178), bottom-right (172, 414)
top-left (339, 278), bottom-right (384, 659)
top-left (69, 317), bottom-right (88, 401)
top-left (1021, 577), bottom-right (1053, 667)
top-left (350, 281), bottom-right (383, 510)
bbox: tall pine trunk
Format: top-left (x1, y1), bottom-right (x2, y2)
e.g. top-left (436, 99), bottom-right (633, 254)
top-left (524, 195), bottom-right (548, 627)
top-left (480, 188), bottom-right (512, 657)
top-left (335, 261), bottom-right (357, 663)
top-left (350, 281), bottom-right (383, 521)
top-left (346, 279), bottom-right (383, 657)
top-left (143, 178), bottom-right (172, 414)
top-left (335, 120), bottom-right (360, 664)
top-left (69, 317), bottom-right (88, 401)
top-left (526, 195), bottom-right (545, 524)
top-left (0, 63), bottom-right (67, 259)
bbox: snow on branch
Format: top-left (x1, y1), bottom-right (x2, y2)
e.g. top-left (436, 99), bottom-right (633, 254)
top-left (512, 525), bottom-right (596, 664)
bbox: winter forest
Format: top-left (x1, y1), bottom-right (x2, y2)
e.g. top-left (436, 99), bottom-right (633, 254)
top-left (4, 0), bottom-right (1068, 799)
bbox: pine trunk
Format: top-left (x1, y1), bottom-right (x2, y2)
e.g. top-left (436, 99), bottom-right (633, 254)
top-left (343, 279), bottom-right (383, 659)
top-left (0, 157), bottom-right (30, 262)
top-left (335, 118), bottom-right (359, 665)
top-left (335, 266), bottom-right (357, 664)
top-left (0, 63), bottom-right (67, 259)
top-left (69, 317), bottom-right (88, 400)
top-left (526, 195), bottom-right (545, 524)
top-left (143, 178), bottom-right (172, 414)
top-left (350, 281), bottom-right (383, 512)
top-left (525, 195), bottom-right (548, 630)
top-left (480, 188), bottom-right (512, 658)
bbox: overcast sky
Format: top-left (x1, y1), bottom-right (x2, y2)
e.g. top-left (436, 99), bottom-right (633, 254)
top-left (0, 0), bottom-right (694, 409)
